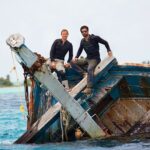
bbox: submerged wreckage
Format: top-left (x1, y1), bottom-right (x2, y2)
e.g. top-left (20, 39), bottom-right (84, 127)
top-left (6, 34), bottom-right (150, 144)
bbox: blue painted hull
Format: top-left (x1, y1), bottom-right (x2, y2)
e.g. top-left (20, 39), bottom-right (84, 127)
top-left (15, 62), bottom-right (150, 143)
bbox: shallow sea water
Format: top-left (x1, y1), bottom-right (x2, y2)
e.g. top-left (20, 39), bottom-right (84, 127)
top-left (0, 87), bottom-right (150, 150)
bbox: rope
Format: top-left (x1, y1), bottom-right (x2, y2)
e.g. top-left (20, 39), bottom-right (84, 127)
top-left (28, 77), bottom-right (35, 128)
top-left (60, 108), bottom-right (64, 141)
top-left (10, 50), bottom-right (27, 117)
top-left (60, 107), bottom-right (70, 141)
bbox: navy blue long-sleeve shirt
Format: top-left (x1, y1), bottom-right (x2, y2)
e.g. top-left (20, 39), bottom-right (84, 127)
top-left (50, 39), bottom-right (73, 63)
top-left (76, 34), bottom-right (111, 60)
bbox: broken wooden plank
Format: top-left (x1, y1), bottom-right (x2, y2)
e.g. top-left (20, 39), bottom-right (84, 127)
top-left (92, 76), bottom-right (123, 104)
top-left (15, 103), bottom-right (61, 143)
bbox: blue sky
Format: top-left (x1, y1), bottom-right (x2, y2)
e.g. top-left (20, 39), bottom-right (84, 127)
top-left (0, 0), bottom-right (150, 82)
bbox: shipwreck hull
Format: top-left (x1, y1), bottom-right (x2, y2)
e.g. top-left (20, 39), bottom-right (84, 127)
top-left (16, 64), bottom-right (150, 143)
top-left (6, 34), bottom-right (150, 144)
top-left (92, 66), bottom-right (150, 137)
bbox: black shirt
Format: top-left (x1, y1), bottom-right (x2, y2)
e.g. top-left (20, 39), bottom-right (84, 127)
top-left (50, 39), bottom-right (73, 63)
top-left (76, 34), bottom-right (111, 60)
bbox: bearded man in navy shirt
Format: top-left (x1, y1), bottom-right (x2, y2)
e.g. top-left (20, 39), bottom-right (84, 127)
top-left (72, 25), bottom-right (112, 94)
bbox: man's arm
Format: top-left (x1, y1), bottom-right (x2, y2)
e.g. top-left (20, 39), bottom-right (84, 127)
top-left (67, 44), bottom-right (73, 63)
top-left (75, 40), bottom-right (83, 58)
top-left (96, 36), bottom-right (111, 52)
top-left (50, 40), bottom-right (57, 61)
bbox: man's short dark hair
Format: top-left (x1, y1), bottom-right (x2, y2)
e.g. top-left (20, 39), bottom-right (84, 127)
top-left (61, 29), bottom-right (69, 34)
top-left (80, 25), bottom-right (89, 32)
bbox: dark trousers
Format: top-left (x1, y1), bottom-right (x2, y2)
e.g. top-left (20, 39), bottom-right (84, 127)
top-left (71, 58), bottom-right (100, 88)
top-left (55, 70), bottom-right (66, 82)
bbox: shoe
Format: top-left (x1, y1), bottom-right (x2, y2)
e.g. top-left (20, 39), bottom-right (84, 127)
top-left (83, 87), bottom-right (92, 94)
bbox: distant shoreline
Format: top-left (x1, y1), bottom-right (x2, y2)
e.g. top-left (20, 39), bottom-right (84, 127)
top-left (0, 85), bottom-right (23, 88)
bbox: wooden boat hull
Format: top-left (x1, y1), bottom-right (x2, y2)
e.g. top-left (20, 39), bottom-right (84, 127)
top-left (15, 65), bottom-right (150, 143)
top-left (6, 34), bottom-right (150, 144)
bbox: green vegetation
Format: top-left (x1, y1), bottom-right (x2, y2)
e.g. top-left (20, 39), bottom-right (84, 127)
top-left (0, 75), bottom-right (13, 87)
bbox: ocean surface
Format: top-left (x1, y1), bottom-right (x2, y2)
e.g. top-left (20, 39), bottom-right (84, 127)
top-left (0, 87), bottom-right (150, 150)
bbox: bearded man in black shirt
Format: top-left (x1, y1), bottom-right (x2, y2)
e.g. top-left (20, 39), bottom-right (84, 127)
top-left (72, 25), bottom-right (112, 94)
top-left (50, 29), bottom-right (73, 91)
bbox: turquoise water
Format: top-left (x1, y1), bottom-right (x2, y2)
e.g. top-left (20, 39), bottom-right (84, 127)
top-left (0, 87), bottom-right (26, 145)
top-left (0, 87), bottom-right (150, 150)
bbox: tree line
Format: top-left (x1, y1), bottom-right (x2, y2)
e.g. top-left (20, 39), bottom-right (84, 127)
top-left (0, 75), bottom-right (13, 87)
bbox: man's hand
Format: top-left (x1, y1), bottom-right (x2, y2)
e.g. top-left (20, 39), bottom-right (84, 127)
top-left (72, 57), bottom-right (78, 63)
top-left (65, 63), bottom-right (71, 68)
top-left (51, 61), bottom-right (56, 69)
top-left (108, 51), bottom-right (113, 57)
